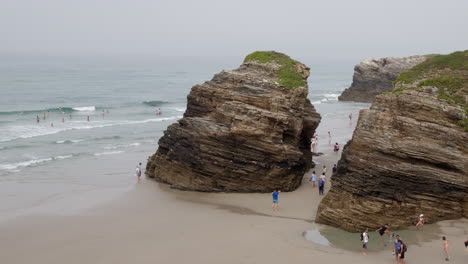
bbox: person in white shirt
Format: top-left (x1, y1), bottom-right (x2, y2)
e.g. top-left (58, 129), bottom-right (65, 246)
top-left (361, 228), bottom-right (369, 255)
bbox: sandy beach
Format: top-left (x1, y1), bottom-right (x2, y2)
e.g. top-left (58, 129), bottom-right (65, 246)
top-left (1, 114), bottom-right (467, 264)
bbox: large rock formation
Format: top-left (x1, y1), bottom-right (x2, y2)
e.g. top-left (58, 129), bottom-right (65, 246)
top-left (317, 50), bottom-right (468, 232)
top-left (146, 51), bottom-right (321, 192)
top-left (338, 56), bottom-right (427, 102)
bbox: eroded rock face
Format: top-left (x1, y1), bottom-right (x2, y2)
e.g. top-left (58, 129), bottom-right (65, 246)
top-left (338, 56), bottom-right (427, 102)
top-left (316, 89), bottom-right (468, 232)
top-left (146, 53), bottom-right (321, 192)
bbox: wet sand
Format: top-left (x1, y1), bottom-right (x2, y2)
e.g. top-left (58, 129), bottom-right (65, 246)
top-left (1, 111), bottom-right (467, 263)
top-left (1, 148), bottom-right (467, 264)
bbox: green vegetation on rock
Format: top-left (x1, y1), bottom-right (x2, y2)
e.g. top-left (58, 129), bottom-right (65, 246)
top-left (395, 50), bottom-right (468, 84)
top-left (391, 50), bottom-right (468, 131)
top-left (244, 51), bottom-right (305, 89)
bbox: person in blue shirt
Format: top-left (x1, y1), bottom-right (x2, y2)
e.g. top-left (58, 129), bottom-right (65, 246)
top-left (318, 179), bottom-right (325, 195)
top-left (271, 190), bottom-right (281, 211)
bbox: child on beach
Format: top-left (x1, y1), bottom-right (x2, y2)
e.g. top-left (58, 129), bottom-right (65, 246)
top-left (416, 214), bottom-right (425, 230)
top-left (310, 171), bottom-right (317, 188)
top-left (442, 236), bottom-right (450, 261)
top-left (271, 190), bottom-right (280, 211)
top-left (322, 165), bottom-right (327, 175)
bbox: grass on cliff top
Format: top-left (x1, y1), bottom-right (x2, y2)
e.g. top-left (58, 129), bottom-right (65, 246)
top-left (243, 51), bottom-right (305, 89)
top-left (391, 50), bottom-right (468, 131)
top-left (395, 50), bottom-right (468, 84)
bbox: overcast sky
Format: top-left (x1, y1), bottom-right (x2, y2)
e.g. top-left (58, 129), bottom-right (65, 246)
top-left (1, 0), bottom-right (467, 60)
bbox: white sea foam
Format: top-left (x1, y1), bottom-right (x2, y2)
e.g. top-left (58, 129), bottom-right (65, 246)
top-left (323, 93), bottom-right (340, 100)
top-left (0, 158), bottom-right (53, 171)
top-left (311, 101), bottom-right (322, 105)
top-left (0, 116), bottom-right (182, 143)
top-left (54, 155), bottom-right (73, 160)
top-left (72, 106), bottom-right (96, 111)
top-left (55, 139), bottom-right (84, 144)
top-left (94, 150), bottom-right (124, 156)
top-left (174, 107), bottom-right (186, 112)
top-left (0, 155), bottom-right (74, 171)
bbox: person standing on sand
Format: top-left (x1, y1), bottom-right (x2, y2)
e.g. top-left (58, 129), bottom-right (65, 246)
top-left (376, 224), bottom-right (392, 246)
top-left (361, 228), bottom-right (369, 255)
top-left (322, 165), bottom-right (327, 175)
top-left (311, 136), bottom-right (317, 153)
top-left (328, 131), bottom-right (331, 145)
top-left (416, 214), bottom-right (425, 230)
top-left (318, 178), bottom-right (325, 195)
top-left (271, 190), bottom-right (280, 211)
top-left (393, 234), bottom-right (401, 263)
top-left (320, 172), bottom-right (326, 182)
top-left (310, 171), bottom-right (317, 188)
top-left (442, 236), bottom-right (450, 261)
top-left (135, 164), bottom-right (142, 182)
top-left (334, 142), bottom-right (340, 153)
top-left (398, 239), bottom-right (407, 264)
top-left (332, 164), bottom-right (337, 175)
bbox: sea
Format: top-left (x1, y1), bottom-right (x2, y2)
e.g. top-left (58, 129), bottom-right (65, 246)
top-left (0, 54), bottom-right (369, 221)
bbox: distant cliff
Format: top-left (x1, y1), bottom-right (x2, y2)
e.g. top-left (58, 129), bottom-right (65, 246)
top-left (317, 50), bottom-right (468, 232)
top-left (338, 56), bottom-right (427, 102)
top-left (146, 51), bottom-right (321, 192)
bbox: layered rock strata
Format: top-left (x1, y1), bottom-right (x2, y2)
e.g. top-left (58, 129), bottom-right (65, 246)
top-left (146, 51), bottom-right (321, 192)
top-left (317, 51), bottom-right (468, 232)
top-left (339, 56), bottom-right (427, 102)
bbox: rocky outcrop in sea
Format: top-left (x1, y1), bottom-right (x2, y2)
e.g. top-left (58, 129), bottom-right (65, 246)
top-left (316, 51), bottom-right (468, 232)
top-left (146, 51), bottom-right (321, 192)
top-left (338, 56), bottom-right (427, 102)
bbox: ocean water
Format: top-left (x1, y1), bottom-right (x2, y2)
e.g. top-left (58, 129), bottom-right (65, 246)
top-left (0, 54), bottom-right (369, 219)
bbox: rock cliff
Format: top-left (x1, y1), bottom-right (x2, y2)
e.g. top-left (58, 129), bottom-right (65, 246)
top-left (316, 50), bottom-right (468, 232)
top-left (338, 56), bottom-right (427, 102)
top-left (146, 51), bottom-right (321, 192)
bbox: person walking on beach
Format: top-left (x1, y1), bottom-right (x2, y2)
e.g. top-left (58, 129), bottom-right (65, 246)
top-left (135, 164), bottom-right (142, 182)
top-left (322, 165), bottom-right (327, 175)
top-left (376, 224), bottom-right (392, 246)
top-left (320, 172), bottom-right (326, 182)
top-left (328, 131), bottom-right (331, 145)
top-left (310, 171), bottom-right (317, 188)
top-left (87, 116), bottom-right (90, 122)
top-left (271, 190), bottom-right (280, 211)
top-left (43, 112), bottom-right (46, 120)
top-left (332, 164), bottom-right (337, 175)
top-left (334, 142), bottom-right (340, 153)
top-left (36, 115), bottom-right (40, 123)
top-left (442, 236), bottom-right (450, 261)
top-left (416, 214), bottom-right (425, 230)
top-left (397, 239), bottom-right (407, 264)
top-left (318, 178), bottom-right (325, 196)
top-left (393, 234), bottom-right (402, 262)
top-left (311, 136), bottom-right (317, 153)
top-left (361, 228), bottom-right (369, 255)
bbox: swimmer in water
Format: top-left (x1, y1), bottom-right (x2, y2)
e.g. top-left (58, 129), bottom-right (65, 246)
top-left (62, 118), bottom-right (65, 123)
top-left (87, 116), bottom-right (90, 122)
top-left (36, 115), bottom-right (40, 123)
top-left (50, 123), bottom-right (54, 127)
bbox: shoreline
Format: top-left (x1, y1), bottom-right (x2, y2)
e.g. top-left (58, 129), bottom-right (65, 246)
top-left (1, 109), bottom-right (467, 263)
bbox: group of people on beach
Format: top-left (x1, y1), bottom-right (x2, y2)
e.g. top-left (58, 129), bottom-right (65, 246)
top-left (311, 131), bottom-right (340, 155)
top-left (361, 220), bottom-right (454, 263)
top-left (35, 108), bottom-right (110, 127)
